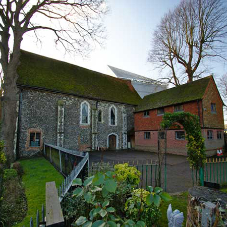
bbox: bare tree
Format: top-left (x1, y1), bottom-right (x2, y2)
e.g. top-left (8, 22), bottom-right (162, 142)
top-left (148, 0), bottom-right (227, 86)
top-left (0, 0), bottom-right (107, 164)
top-left (218, 73), bottom-right (227, 120)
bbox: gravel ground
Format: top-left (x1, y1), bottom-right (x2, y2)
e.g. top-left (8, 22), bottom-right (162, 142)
top-left (89, 149), bottom-right (194, 193)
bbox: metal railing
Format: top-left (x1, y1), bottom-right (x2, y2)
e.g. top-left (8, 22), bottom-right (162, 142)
top-left (24, 205), bottom-right (45, 227)
top-left (193, 157), bottom-right (227, 186)
top-left (58, 152), bottom-right (89, 202)
top-left (43, 143), bottom-right (89, 202)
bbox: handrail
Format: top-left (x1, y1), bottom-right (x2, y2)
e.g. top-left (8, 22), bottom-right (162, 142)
top-left (58, 152), bottom-right (89, 202)
top-left (44, 143), bottom-right (86, 158)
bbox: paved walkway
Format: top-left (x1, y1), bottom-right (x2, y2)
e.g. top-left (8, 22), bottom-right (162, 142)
top-left (89, 149), bottom-right (193, 193)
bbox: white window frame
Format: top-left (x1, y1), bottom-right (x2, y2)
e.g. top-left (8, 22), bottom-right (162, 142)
top-left (109, 105), bottom-right (117, 126)
top-left (175, 131), bottom-right (185, 140)
top-left (174, 104), bottom-right (184, 112)
top-left (80, 101), bottom-right (90, 125)
top-left (143, 110), bottom-right (150, 117)
top-left (207, 130), bottom-right (213, 140)
top-left (144, 132), bottom-right (151, 139)
top-left (217, 131), bottom-right (222, 140)
top-left (157, 108), bottom-right (165, 116)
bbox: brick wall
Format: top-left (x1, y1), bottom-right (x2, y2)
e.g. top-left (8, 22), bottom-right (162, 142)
top-left (135, 130), bottom-right (188, 155)
top-left (202, 78), bottom-right (224, 129)
top-left (134, 100), bottom-right (202, 132)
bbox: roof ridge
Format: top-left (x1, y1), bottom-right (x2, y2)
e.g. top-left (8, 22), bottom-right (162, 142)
top-left (143, 76), bottom-right (212, 99)
top-left (21, 50), bottom-right (120, 81)
top-left (18, 50), bottom-right (142, 105)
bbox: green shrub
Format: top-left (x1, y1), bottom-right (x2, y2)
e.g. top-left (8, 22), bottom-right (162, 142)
top-left (125, 188), bottom-right (161, 227)
top-left (1, 168), bottom-right (27, 226)
top-left (3, 169), bottom-right (17, 180)
top-left (0, 141), bottom-right (6, 165)
top-left (12, 162), bottom-right (24, 178)
top-left (69, 172), bottom-right (146, 227)
top-left (114, 163), bottom-right (141, 186)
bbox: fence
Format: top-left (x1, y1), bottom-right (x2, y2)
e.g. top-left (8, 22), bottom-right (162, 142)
top-left (43, 143), bottom-right (86, 176)
top-left (27, 182), bottom-right (65, 227)
top-left (26, 205), bottom-right (45, 227)
top-left (192, 157), bottom-right (227, 186)
top-left (58, 152), bottom-right (89, 202)
top-left (90, 160), bottom-right (158, 189)
top-left (203, 157), bottom-right (227, 185)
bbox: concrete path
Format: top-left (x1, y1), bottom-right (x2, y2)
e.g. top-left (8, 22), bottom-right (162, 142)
top-left (89, 149), bottom-right (194, 193)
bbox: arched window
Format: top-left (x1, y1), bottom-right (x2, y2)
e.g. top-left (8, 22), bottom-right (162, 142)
top-left (81, 101), bottom-right (90, 124)
top-left (98, 110), bottom-right (102, 123)
top-left (109, 106), bottom-right (117, 126)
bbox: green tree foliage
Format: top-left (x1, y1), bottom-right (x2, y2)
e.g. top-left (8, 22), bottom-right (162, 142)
top-left (161, 112), bottom-right (206, 171)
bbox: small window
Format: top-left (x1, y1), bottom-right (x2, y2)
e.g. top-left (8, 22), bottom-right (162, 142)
top-left (207, 130), bottom-right (213, 140)
top-left (144, 110), bottom-right (149, 117)
top-left (158, 131), bottom-right (165, 139)
top-left (98, 110), bottom-right (102, 123)
top-left (110, 106), bottom-right (116, 126)
top-left (175, 131), bottom-right (185, 140)
top-left (211, 103), bottom-right (216, 113)
top-left (174, 104), bottom-right (183, 112)
top-left (217, 131), bottom-right (222, 140)
top-left (144, 132), bottom-right (150, 139)
top-left (81, 102), bottom-right (89, 124)
top-left (157, 108), bottom-right (165, 115)
top-left (30, 132), bottom-right (41, 147)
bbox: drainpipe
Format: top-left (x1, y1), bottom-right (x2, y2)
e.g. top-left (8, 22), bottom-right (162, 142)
top-left (197, 100), bottom-right (201, 125)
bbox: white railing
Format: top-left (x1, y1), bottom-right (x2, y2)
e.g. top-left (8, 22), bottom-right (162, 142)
top-left (58, 152), bottom-right (89, 202)
top-left (43, 143), bottom-right (89, 202)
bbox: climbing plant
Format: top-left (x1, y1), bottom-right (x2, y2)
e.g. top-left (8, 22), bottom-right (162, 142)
top-left (161, 112), bottom-right (206, 172)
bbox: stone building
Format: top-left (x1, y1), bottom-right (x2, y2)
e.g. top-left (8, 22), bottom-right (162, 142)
top-left (134, 76), bottom-right (225, 156)
top-left (16, 51), bottom-right (141, 157)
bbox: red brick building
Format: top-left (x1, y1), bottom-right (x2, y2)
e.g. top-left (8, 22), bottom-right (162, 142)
top-left (134, 76), bottom-right (225, 156)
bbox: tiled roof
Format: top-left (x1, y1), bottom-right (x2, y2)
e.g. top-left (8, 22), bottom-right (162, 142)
top-left (135, 76), bottom-right (212, 112)
top-left (17, 51), bottom-right (141, 105)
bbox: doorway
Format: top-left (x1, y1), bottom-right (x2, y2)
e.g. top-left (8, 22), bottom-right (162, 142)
top-left (108, 134), bottom-right (117, 150)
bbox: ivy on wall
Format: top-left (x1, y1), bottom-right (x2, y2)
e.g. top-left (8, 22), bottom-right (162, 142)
top-left (161, 112), bottom-right (206, 171)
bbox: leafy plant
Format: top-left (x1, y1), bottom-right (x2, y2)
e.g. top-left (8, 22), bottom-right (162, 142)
top-left (161, 112), bottom-right (206, 180)
top-left (0, 141), bottom-right (6, 165)
top-left (72, 171), bottom-right (146, 227)
top-left (125, 187), bottom-right (171, 226)
top-left (12, 162), bottom-right (24, 178)
top-left (114, 163), bottom-right (141, 186)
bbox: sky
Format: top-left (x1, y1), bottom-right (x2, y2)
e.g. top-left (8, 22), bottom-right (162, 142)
top-left (21, 0), bottom-right (227, 122)
top-left (21, 0), bottom-right (227, 80)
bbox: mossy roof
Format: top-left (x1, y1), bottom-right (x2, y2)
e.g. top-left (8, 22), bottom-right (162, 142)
top-left (135, 76), bottom-right (212, 112)
top-left (17, 51), bottom-right (141, 105)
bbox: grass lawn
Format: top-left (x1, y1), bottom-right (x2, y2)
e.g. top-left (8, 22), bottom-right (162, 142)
top-left (14, 157), bottom-right (64, 227)
top-left (159, 192), bottom-right (188, 227)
